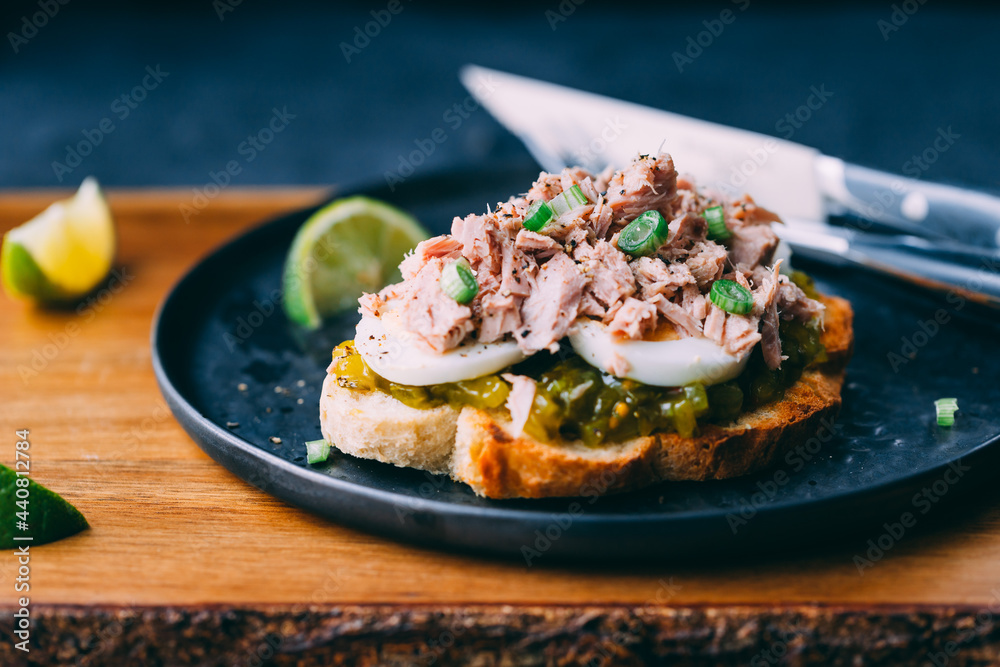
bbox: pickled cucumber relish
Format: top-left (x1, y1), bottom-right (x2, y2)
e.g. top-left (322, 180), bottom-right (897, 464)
top-left (332, 315), bottom-right (825, 447)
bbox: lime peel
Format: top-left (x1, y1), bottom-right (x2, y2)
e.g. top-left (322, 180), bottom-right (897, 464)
top-left (0, 463), bottom-right (89, 549)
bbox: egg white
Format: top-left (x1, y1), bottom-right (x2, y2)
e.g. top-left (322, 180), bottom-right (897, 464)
top-left (568, 320), bottom-right (750, 387)
top-left (354, 312), bottom-right (527, 386)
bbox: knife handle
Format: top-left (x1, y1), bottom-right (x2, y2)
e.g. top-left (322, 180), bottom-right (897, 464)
top-left (831, 160), bottom-right (1000, 249)
top-left (845, 236), bottom-right (1000, 308)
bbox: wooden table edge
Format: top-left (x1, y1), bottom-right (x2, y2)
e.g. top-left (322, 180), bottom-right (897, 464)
top-left (3, 602), bottom-right (998, 664)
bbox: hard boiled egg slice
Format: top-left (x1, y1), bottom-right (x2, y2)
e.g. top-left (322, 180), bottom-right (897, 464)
top-left (568, 320), bottom-right (749, 387)
top-left (354, 311), bottom-right (526, 386)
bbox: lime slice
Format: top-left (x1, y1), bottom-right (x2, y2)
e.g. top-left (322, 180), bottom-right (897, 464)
top-left (1, 177), bottom-right (116, 303)
top-left (0, 464), bottom-right (89, 549)
top-left (283, 196), bottom-right (428, 329)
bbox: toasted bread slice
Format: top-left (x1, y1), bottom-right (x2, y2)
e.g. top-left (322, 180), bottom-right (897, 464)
top-left (320, 294), bottom-right (853, 499)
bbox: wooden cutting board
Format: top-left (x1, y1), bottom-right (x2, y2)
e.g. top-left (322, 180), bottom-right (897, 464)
top-left (2, 189), bottom-right (999, 666)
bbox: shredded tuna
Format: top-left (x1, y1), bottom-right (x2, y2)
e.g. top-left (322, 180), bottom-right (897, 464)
top-left (502, 373), bottom-right (536, 435)
top-left (703, 304), bottom-right (726, 344)
top-left (730, 194), bottom-right (782, 227)
top-left (399, 235), bottom-right (464, 279)
top-left (605, 153), bottom-right (678, 225)
top-left (660, 213), bottom-right (708, 258)
top-left (777, 277), bottom-right (826, 323)
top-left (593, 165), bottom-right (615, 194)
top-left (721, 313), bottom-right (762, 358)
top-left (358, 292), bottom-right (383, 320)
top-left (607, 297), bottom-right (658, 340)
top-left (578, 176), bottom-right (600, 204)
top-left (754, 263), bottom-right (783, 370)
top-left (392, 258), bottom-right (474, 353)
top-left (729, 224), bottom-right (779, 270)
top-left (649, 295), bottom-right (703, 337)
top-left (360, 152), bottom-right (826, 363)
top-left (526, 171), bottom-right (565, 202)
top-left (515, 253), bottom-right (588, 353)
top-left (680, 284), bottom-right (709, 322)
top-left (589, 195), bottom-right (614, 238)
top-left (632, 257), bottom-right (694, 298)
top-left (478, 290), bottom-right (522, 343)
top-left (577, 240), bottom-right (635, 311)
top-left (686, 241), bottom-right (727, 288)
top-left (606, 351), bottom-right (631, 377)
top-left (451, 213), bottom-right (500, 275)
top-left (515, 229), bottom-right (562, 258)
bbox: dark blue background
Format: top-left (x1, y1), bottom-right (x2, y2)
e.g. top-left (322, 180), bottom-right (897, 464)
top-left (1, 1), bottom-right (996, 192)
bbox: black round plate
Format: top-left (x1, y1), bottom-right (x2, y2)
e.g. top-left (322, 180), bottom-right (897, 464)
top-left (152, 165), bottom-right (1000, 562)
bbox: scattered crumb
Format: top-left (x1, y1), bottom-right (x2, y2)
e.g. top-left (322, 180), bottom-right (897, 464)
top-left (269, 436), bottom-right (282, 444)
top-left (226, 421), bottom-right (240, 429)
top-left (658, 496), bottom-right (664, 504)
top-left (274, 386), bottom-right (284, 393)
top-left (296, 379), bottom-right (306, 387)
top-left (973, 367), bottom-right (979, 374)
top-left (237, 383), bottom-right (248, 392)
top-left (297, 398), bottom-right (304, 404)
top-left (265, 407), bottom-right (272, 413)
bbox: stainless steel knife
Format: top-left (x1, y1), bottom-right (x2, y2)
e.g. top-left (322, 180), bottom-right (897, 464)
top-left (461, 65), bottom-right (1000, 248)
top-left (460, 65), bottom-right (1000, 306)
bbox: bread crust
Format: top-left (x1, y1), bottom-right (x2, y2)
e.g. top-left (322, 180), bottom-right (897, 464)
top-left (320, 294), bottom-right (853, 499)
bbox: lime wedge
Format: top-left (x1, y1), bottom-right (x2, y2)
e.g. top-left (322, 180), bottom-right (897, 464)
top-left (283, 196), bottom-right (428, 329)
top-left (1, 177), bottom-right (116, 303)
top-left (0, 464), bottom-right (89, 549)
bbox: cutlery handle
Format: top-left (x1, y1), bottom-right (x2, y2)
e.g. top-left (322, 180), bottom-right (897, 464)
top-left (845, 237), bottom-right (1000, 308)
top-left (832, 159), bottom-right (1000, 248)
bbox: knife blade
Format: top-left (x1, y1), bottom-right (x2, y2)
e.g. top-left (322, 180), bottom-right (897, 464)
top-left (461, 65), bottom-right (1000, 248)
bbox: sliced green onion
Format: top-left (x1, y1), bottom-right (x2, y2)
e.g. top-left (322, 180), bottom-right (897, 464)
top-left (934, 398), bottom-right (959, 427)
top-left (305, 439), bottom-right (331, 464)
top-left (439, 257), bottom-right (478, 304)
top-left (709, 279), bottom-right (754, 315)
top-left (703, 205), bottom-right (730, 240)
top-left (549, 184), bottom-right (589, 217)
top-left (523, 200), bottom-right (554, 231)
top-left (616, 210), bottom-right (670, 257)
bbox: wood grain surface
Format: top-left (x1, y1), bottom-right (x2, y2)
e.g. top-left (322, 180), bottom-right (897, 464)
top-left (2, 189), bottom-right (1000, 665)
